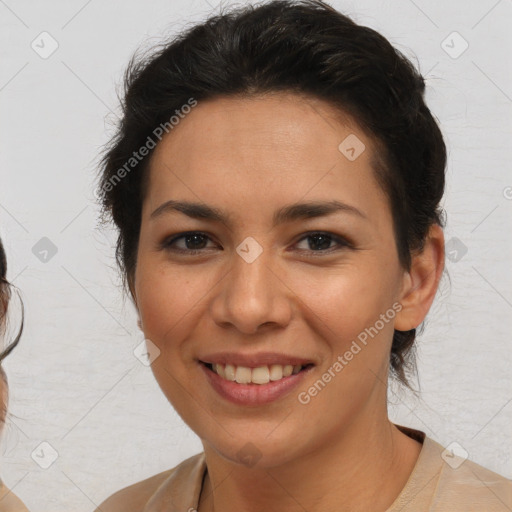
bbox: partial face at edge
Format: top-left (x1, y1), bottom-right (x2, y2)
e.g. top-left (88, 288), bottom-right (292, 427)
top-left (133, 92), bottom-right (412, 467)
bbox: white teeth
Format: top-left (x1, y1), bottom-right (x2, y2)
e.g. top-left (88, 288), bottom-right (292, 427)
top-left (235, 366), bottom-right (252, 384)
top-left (252, 366), bottom-right (270, 384)
top-left (214, 363), bottom-right (225, 379)
top-left (283, 364), bottom-right (293, 377)
top-left (269, 364), bottom-right (283, 381)
top-left (224, 364), bottom-right (236, 381)
top-left (209, 362), bottom-right (306, 384)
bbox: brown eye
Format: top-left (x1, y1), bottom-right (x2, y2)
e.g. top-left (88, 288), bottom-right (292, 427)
top-left (160, 231), bottom-right (218, 254)
top-left (294, 232), bottom-right (351, 254)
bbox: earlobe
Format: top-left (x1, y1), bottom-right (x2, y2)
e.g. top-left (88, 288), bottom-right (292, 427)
top-left (394, 224), bottom-right (445, 332)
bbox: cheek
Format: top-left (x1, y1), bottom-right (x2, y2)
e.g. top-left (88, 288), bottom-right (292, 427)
top-left (135, 263), bottom-right (207, 416)
top-left (289, 268), bottom-right (398, 416)
top-left (137, 273), bottom-right (196, 344)
top-left (287, 263), bottom-right (399, 410)
top-left (289, 261), bottom-right (397, 342)
top-left (136, 245), bottom-right (187, 315)
top-left (135, 257), bottom-right (222, 361)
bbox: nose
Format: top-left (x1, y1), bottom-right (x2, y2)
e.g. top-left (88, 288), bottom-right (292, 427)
top-left (209, 246), bottom-right (292, 334)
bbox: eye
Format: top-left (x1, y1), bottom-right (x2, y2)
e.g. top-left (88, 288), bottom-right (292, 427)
top-left (159, 230), bottom-right (352, 256)
top-left (159, 231), bottom-right (219, 254)
top-left (293, 232), bottom-right (351, 255)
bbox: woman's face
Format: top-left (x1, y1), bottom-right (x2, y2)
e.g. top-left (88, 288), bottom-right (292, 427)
top-left (134, 92), bottom-right (411, 467)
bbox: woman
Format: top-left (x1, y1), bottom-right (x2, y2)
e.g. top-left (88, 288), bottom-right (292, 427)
top-left (95, 1), bottom-right (512, 510)
top-left (0, 238), bottom-right (28, 511)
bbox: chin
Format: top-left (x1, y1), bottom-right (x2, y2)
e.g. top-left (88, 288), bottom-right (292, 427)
top-left (202, 426), bottom-right (309, 470)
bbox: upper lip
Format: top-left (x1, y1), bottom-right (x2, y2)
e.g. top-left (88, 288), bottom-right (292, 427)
top-left (199, 351), bottom-right (315, 368)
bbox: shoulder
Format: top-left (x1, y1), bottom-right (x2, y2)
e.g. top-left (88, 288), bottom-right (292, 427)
top-left (94, 452), bottom-right (205, 512)
top-left (94, 469), bottom-right (175, 512)
top-left (437, 455), bottom-right (512, 509)
top-left (0, 480), bottom-right (30, 512)
top-left (426, 438), bottom-right (512, 510)
top-left (390, 427), bottom-right (512, 512)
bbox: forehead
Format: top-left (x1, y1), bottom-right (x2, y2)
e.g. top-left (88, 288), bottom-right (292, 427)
top-left (144, 92), bottom-right (389, 223)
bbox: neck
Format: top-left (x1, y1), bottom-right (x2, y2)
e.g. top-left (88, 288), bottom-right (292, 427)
top-left (198, 412), bottom-right (422, 512)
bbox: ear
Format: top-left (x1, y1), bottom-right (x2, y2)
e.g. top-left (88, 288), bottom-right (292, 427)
top-left (394, 224), bottom-right (445, 331)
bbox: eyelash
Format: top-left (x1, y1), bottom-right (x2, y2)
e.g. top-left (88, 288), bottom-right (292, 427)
top-left (159, 231), bottom-right (352, 257)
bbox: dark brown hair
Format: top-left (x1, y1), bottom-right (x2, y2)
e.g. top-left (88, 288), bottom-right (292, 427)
top-left (0, 237), bottom-right (24, 424)
top-left (97, 0), bottom-right (446, 388)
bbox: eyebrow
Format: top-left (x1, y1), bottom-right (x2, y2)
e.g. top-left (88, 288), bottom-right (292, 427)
top-left (150, 199), bottom-right (367, 226)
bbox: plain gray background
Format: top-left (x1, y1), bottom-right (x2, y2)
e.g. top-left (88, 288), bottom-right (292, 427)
top-left (1, 0), bottom-right (511, 510)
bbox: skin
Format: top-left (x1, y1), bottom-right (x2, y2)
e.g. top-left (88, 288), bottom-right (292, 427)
top-left (131, 92), bottom-right (445, 512)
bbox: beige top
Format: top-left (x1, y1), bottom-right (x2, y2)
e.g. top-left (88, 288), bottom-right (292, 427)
top-left (0, 480), bottom-right (29, 512)
top-left (96, 425), bottom-right (512, 511)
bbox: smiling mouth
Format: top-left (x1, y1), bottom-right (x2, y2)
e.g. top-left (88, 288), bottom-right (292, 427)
top-left (201, 361), bottom-right (314, 385)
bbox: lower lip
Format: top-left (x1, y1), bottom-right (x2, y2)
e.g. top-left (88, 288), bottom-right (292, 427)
top-left (200, 363), bottom-right (314, 406)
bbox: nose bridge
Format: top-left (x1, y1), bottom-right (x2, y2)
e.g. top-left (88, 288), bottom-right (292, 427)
top-left (210, 236), bottom-right (291, 333)
top-left (232, 239), bottom-right (271, 295)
